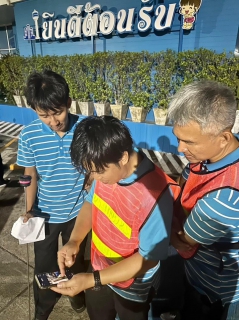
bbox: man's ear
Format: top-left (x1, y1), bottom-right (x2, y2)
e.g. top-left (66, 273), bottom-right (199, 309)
top-left (220, 131), bottom-right (234, 148)
top-left (120, 151), bottom-right (129, 166)
top-left (67, 97), bottom-right (72, 109)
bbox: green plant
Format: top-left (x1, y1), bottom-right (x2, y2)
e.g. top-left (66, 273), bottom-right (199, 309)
top-left (152, 50), bottom-right (177, 109)
top-left (0, 54), bottom-right (26, 97)
top-left (176, 49), bottom-right (238, 89)
top-left (129, 52), bottom-right (154, 111)
top-left (87, 52), bottom-right (113, 103)
top-left (108, 51), bottom-right (133, 105)
top-left (0, 50), bottom-right (238, 111)
top-left (64, 54), bottom-right (92, 101)
top-left (130, 91), bottom-right (153, 110)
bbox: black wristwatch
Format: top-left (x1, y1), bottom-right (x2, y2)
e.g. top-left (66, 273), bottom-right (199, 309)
top-left (92, 270), bottom-right (102, 291)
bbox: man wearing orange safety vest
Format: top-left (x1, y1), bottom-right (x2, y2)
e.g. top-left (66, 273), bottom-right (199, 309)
top-left (52, 115), bottom-right (181, 320)
top-left (169, 80), bottom-right (239, 320)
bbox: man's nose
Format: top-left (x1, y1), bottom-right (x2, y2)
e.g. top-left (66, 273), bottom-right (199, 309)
top-left (50, 116), bottom-right (59, 125)
top-left (178, 140), bottom-right (187, 153)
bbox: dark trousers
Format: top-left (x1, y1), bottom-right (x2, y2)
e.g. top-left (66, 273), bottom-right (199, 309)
top-left (33, 218), bottom-right (87, 320)
top-left (0, 154), bottom-right (4, 181)
top-left (85, 284), bottom-right (153, 320)
top-left (181, 278), bottom-right (228, 320)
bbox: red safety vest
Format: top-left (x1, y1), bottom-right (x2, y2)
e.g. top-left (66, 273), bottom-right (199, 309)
top-left (91, 166), bottom-right (181, 288)
top-left (177, 160), bottom-right (239, 259)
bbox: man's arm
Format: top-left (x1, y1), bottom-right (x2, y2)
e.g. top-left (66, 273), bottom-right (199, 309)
top-left (69, 201), bottom-right (92, 244)
top-left (58, 201), bottom-right (92, 275)
top-left (52, 252), bottom-right (157, 296)
top-left (17, 130), bottom-right (38, 222)
top-left (99, 252), bottom-right (157, 284)
top-left (23, 166), bottom-right (38, 222)
top-left (180, 190), bottom-right (237, 247)
top-left (178, 232), bottom-right (198, 246)
top-left (53, 187), bottom-right (173, 296)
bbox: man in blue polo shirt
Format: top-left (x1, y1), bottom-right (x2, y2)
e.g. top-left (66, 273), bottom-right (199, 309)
top-left (17, 70), bottom-right (87, 320)
top-left (50, 116), bottom-right (181, 320)
top-left (169, 80), bottom-right (239, 320)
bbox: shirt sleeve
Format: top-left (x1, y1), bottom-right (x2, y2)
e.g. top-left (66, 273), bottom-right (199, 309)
top-left (85, 180), bottom-right (96, 203)
top-left (138, 186), bottom-right (174, 261)
top-left (17, 131), bottom-right (36, 167)
top-left (184, 189), bottom-right (239, 245)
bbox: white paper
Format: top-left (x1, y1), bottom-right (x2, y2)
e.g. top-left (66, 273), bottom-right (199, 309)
top-left (11, 216), bottom-right (45, 244)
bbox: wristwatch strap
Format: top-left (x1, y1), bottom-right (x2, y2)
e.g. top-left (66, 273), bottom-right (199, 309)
top-left (93, 270), bottom-right (102, 291)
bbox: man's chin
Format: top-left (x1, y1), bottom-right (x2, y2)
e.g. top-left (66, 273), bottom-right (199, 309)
top-left (185, 156), bottom-right (197, 163)
top-left (51, 125), bottom-right (65, 132)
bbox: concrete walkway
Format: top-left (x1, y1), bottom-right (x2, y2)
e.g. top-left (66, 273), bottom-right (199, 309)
top-left (0, 138), bottom-right (90, 320)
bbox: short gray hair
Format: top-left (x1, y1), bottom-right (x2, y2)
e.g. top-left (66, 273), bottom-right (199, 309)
top-left (168, 80), bottom-right (237, 135)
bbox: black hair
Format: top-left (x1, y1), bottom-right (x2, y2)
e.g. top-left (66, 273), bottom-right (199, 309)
top-left (70, 116), bottom-right (134, 173)
top-left (24, 70), bottom-right (69, 111)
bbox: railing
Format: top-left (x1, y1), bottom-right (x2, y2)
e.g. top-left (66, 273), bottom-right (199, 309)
top-left (0, 104), bottom-right (180, 154)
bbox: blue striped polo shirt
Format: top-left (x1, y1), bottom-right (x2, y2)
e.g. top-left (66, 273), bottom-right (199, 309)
top-left (183, 147), bottom-right (239, 305)
top-left (17, 114), bottom-right (87, 223)
top-left (86, 151), bottom-right (175, 302)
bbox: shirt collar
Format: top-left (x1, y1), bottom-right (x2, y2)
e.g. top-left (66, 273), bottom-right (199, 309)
top-left (205, 146), bottom-right (239, 171)
top-left (40, 113), bottom-right (79, 134)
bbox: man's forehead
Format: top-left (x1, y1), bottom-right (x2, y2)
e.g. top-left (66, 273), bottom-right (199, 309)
top-left (35, 106), bottom-right (65, 115)
top-left (173, 123), bottom-right (201, 139)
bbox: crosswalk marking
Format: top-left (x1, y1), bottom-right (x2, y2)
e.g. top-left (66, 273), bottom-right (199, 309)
top-left (142, 149), bottom-right (187, 176)
top-left (0, 121), bottom-right (23, 138)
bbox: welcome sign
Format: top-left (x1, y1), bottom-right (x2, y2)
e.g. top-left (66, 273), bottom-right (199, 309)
top-left (24, 0), bottom-right (202, 41)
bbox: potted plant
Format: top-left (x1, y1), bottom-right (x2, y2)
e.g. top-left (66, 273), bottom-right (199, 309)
top-left (65, 54), bottom-right (94, 115)
top-left (128, 52), bottom-right (153, 122)
top-left (0, 54), bottom-right (27, 107)
top-left (88, 52), bottom-right (113, 116)
top-left (91, 78), bottom-right (113, 116)
top-left (129, 92), bottom-right (153, 122)
top-left (108, 52), bottom-right (131, 120)
top-left (152, 50), bottom-right (177, 125)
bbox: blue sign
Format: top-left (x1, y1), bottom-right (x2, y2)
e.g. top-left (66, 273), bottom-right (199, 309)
top-left (24, 24), bottom-right (36, 40)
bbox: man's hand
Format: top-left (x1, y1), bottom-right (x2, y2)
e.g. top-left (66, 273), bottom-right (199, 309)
top-left (58, 240), bottom-right (80, 276)
top-left (170, 215), bottom-right (193, 251)
top-left (22, 212), bottom-right (34, 223)
top-left (51, 273), bottom-right (94, 296)
top-left (170, 230), bottom-right (193, 251)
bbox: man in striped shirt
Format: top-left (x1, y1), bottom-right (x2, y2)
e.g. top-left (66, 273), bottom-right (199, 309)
top-left (169, 80), bottom-right (239, 320)
top-left (17, 70), bottom-right (87, 320)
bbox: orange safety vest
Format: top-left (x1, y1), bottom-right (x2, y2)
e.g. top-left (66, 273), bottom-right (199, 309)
top-left (177, 160), bottom-right (239, 259)
top-left (91, 166), bottom-right (181, 289)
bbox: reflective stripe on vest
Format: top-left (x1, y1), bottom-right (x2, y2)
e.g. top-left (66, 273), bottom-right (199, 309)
top-left (93, 193), bottom-right (132, 239)
top-left (92, 230), bottom-right (123, 263)
top-left (91, 165), bottom-right (181, 288)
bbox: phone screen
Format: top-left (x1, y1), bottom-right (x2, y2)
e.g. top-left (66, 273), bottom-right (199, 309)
top-left (35, 269), bottom-right (73, 289)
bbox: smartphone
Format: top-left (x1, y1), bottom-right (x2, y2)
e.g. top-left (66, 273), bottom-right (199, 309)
top-left (35, 269), bottom-right (74, 289)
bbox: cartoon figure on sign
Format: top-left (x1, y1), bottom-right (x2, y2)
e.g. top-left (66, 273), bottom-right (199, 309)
top-left (179, 0), bottom-right (202, 30)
